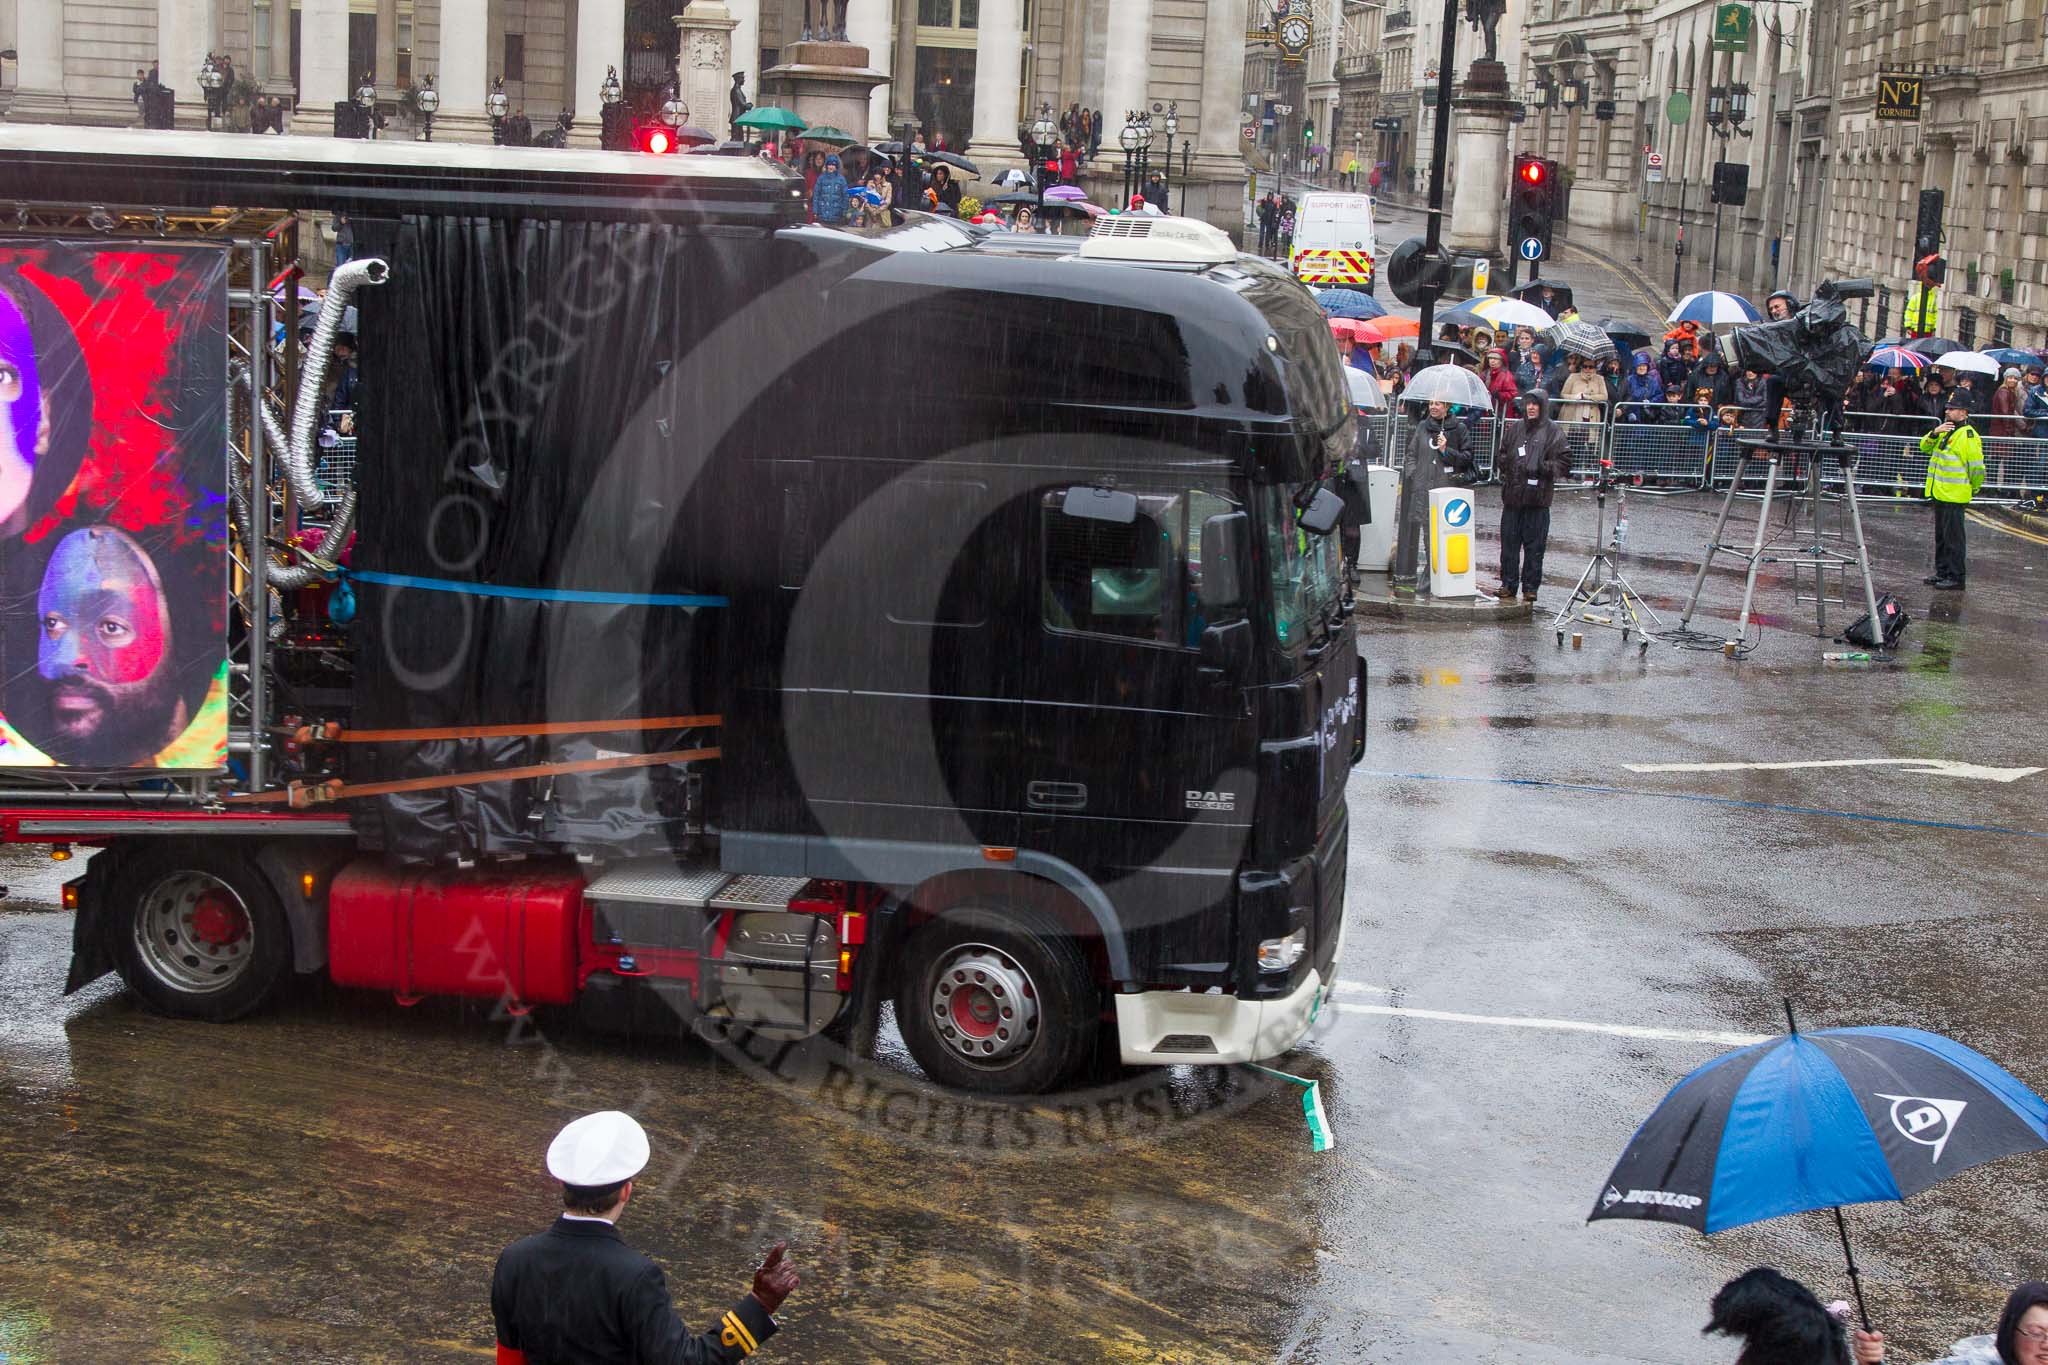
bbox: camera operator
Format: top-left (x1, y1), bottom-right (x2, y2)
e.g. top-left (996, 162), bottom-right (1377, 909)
top-left (1493, 392), bottom-right (1572, 604)
top-left (1391, 398), bottom-right (1472, 596)
top-left (1920, 394), bottom-right (1985, 590)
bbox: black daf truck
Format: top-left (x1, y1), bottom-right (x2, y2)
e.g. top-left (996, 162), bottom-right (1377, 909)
top-left (2, 130), bottom-right (1362, 1094)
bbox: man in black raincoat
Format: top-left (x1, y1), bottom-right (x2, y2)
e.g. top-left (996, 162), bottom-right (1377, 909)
top-left (1392, 399), bottom-right (1473, 593)
top-left (1494, 391), bottom-right (1573, 602)
top-left (1331, 416), bottom-right (1382, 601)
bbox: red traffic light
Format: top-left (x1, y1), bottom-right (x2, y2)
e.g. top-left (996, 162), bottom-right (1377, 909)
top-left (640, 126), bottom-right (676, 154)
top-left (1518, 160), bottom-right (1547, 186)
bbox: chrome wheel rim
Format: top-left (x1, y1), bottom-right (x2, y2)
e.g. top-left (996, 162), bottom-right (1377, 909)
top-left (131, 871), bottom-right (254, 995)
top-left (928, 942), bottom-right (1040, 1066)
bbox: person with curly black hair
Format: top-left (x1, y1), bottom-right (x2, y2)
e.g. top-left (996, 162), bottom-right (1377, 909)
top-left (1704, 1266), bottom-right (1851, 1365)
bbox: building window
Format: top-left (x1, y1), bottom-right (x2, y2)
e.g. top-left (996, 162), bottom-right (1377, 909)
top-left (1875, 285), bottom-right (1890, 338)
top-left (1956, 310), bottom-right (1976, 347)
top-left (503, 34), bottom-right (526, 82)
top-left (1994, 314), bottom-right (2013, 345)
top-left (919, 0), bottom-right (978, 28)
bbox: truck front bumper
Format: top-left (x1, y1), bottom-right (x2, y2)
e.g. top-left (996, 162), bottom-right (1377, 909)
top-left (1114, 967), bottom-right (1329, 1066)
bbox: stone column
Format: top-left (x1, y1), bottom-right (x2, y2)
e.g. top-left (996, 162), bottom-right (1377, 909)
top-left (1179, 0), bottom-right (1251, 237)
top-left (297, 0), bottom-right (350, 122)
top-left (676, 2), bottom-right (738, 139)
top-left (845, 0), bottom-right (892, 138)
top-left (888, 0), bottom-right (919, 136)
top-left (159, 0), bottom-right (222, 128)
top-left (1446, 60), bottom-right (1514, 259)
top-left (570, 0), bottom-right (623, 133)
top-left (263, 0), bottom-right (298, 97)
top-left (726, 0), bottom-right (760, 111)
top-left (376, 0), bottom-right (400, 97)
top-left (5, 0), bottom-right (70, 123)
top-left (966, 0), bottom-right (1024, 168)
top-left (1101, 0), bottom-right (1151, 133)
top-left (432, 0), bottom-right (496, 142)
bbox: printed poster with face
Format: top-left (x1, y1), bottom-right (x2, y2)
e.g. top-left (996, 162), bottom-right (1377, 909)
top-left (0, 243), bottom-right (229, 771)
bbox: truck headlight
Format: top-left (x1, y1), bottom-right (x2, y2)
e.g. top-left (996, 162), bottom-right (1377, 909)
top-left (1257, 927), bottom-right (1308, 974)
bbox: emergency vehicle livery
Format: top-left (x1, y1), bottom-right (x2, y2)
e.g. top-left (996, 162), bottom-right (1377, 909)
top-left (1289, 191), bottom-right (1378, 289)
top-left (0, 129), bottom-right (1361, 1097)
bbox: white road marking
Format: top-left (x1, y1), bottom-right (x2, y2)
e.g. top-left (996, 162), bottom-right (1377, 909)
top-left (1624, 757), bottom-right (2043, 783)
top-left (1330, 981), bottom-right (1769, 1046)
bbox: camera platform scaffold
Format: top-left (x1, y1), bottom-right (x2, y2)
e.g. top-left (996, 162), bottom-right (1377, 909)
top-left (1672, 433), bottom-right (1889, 658)
top-left (1550, 459), bottom-right (1660, 654)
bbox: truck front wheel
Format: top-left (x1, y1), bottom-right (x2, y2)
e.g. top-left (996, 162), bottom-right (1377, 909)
top-left (895, 905), bottom-right (1100, 1094)
top-left (106, 844), bottom-right (291, 1022)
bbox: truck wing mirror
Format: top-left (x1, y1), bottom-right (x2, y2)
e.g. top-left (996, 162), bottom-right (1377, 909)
top-left (1296, 486), bottom-right (1344, 537)
top-left (1062, 485), bottom-right (1138, 524)
top-left (1197, 510), bottom-right (1252, 612)
top-left (1199, 619), bottom-right (1253, 679)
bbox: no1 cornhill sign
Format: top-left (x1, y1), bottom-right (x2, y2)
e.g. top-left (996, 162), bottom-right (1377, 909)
top-left (1876, 72), bottom-right (1925, 121)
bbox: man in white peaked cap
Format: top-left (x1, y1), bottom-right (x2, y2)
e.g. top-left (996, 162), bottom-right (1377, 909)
top-left (491, 1111), bottom-right (798, 1363)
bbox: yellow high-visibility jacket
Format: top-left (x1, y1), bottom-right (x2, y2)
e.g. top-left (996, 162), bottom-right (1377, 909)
top-left (1920, 422), bottom-right (1986, 503)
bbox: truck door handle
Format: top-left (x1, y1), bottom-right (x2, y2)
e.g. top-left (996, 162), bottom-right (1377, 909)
top-left (1027, 781), bottom-right (1088, 811)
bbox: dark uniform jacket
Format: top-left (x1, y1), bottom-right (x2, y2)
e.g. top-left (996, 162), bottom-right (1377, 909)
top-left (1495, 414), bottom-right (1573, 508)
top-left (492, 1218), bottom-right (777, 1364)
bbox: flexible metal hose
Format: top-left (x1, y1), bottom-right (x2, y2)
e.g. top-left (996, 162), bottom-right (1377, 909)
top-left (287, 256), bottom-right (387, 511)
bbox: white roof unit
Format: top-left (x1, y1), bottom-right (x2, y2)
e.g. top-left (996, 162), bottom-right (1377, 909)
top-left (1078, 214), bottom-right (1238, 266)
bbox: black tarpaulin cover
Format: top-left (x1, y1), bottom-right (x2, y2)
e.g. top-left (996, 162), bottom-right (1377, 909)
top-left (350, 215), bottom-right (764, 861)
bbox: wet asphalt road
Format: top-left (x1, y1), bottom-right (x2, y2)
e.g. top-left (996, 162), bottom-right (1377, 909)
top-left (0, 492), bottom-right (2041, 1364)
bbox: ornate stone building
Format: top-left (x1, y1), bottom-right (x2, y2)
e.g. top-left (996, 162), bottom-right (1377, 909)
top-left (2, 0), bottom-right (1255, 234)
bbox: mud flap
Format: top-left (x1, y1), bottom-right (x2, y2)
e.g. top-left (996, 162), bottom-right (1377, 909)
top-left (62, 858), bottom-right (113, 995)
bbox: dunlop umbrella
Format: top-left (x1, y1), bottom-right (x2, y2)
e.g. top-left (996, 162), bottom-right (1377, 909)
top-left (1591, 1006), bottom-right (2048, 1329)
top-left (1545, 319), bottom-right (1619, 361)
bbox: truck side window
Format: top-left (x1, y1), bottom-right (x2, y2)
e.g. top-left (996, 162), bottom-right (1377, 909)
top-left (882, 479), bottom-right (991, 628)
top-left (1041, 490), bottom-right (1184, 645)
top-left (1184, 489), bottom-right (1242, 645)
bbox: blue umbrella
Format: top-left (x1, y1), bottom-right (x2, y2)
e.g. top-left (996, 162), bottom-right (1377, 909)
top-left (1979, 346), bottom-right (2040, 370)
top-left (1667, 290), bottom-right (1762, 326)
top-left (1591, 1015), bottom-right (2048, 1326)
top-left (1315, 288), bottom-right (1387, 321)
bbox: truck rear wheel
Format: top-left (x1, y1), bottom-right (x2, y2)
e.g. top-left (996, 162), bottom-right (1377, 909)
top-left (894, 905), bottom-right (1099, 1094)
top-left (106, 844), bottom-right (291, 1022)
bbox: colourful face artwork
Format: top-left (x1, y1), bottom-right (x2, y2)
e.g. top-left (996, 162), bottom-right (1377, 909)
top-left (0, 283), bottom-right (47, 528)
top-left (35, 526), bottom-right (182, 766)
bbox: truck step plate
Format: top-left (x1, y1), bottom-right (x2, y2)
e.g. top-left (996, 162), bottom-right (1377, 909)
top-left (708, 875), bottom-right (810, 913)
top-left (582, 862), bottom-right (731, 907)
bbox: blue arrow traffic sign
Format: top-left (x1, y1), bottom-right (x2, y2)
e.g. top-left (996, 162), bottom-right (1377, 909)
top-left (1519, 236), bottom-right (1545, 261)
top-left (1445, 497), bottom-right (1472, 527)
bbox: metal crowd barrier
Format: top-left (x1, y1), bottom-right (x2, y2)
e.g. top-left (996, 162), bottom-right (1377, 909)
top-left (1361, 397), bottom-right (2045, 497)
top-left (316, 408), bottom-right (357, 503)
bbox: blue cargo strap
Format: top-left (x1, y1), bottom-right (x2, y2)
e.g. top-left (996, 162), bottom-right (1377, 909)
top-left (348, 568), bottom-right (728, 608)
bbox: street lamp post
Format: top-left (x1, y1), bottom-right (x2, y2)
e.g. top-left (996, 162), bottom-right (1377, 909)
top-left (1119, 112), bottom-right (1142, 208)
top-left (487, 75), bottom-right (510, 145)
top-left (416, 73), bottom-right (439, 142)
top-left (598, 65), bottom-right (624, 151)
top-left (1148, 102), bottom-right (1169, 207)
top-left (1029, 101), bottom-right (1059, 227)
top-left (1703, 81), bottom-right (1751, 288)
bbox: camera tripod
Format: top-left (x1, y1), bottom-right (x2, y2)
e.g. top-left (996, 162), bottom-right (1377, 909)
top-left (1675, 425), bottom-right (1887, 655)
top-left (1550, 461), bottom-right (1661, 654)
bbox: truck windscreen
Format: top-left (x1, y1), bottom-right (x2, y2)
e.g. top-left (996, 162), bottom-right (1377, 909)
top-left (1226, 260), bottom-right (1355, 461)
top-left (1261, 483), bottom-right (1343, 652)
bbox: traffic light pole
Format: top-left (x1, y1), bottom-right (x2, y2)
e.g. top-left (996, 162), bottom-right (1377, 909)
top-left (1416, 0), bottom-right (1462, 365)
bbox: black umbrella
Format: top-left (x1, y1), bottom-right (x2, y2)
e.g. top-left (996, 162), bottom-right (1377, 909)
top-left (1590, 317), bottom-right (1656, 353)
top-left (1904, 336), bottom-right (1964, 358)
top-left (926, 150), bottom-right (980, 178)
top-left (986, 191), bottom-right (1045, 206)
top-left (1590, 1005), bottom-right (2048, 1328)
top-left (1507, 278), bottom-right (1575, 312)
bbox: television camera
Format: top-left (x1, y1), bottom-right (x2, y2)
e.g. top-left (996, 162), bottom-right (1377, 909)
top-left (1715, 278), bottom-right (1876, 442)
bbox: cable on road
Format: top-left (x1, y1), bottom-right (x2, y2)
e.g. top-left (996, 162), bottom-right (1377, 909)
top-left (1357, 769), bottom-right (2048, 839)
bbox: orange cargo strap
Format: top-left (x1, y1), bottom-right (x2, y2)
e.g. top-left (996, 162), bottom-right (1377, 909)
top-left (222, 746), bottom-right (722, 807)
top-left (301, 714), bottom-right (722, 744)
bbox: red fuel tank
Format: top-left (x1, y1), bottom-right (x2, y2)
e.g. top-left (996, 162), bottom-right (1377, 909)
top-left (328, 860), bottom-right (585, 1006)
